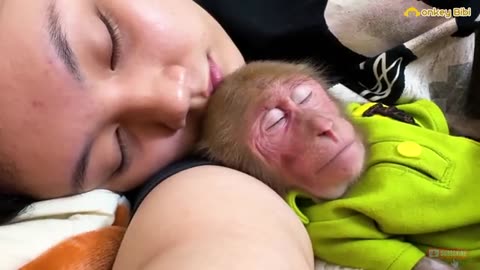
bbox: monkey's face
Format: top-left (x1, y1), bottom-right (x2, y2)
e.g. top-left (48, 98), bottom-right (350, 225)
top-left (247, 78), bottom-right (366, 199)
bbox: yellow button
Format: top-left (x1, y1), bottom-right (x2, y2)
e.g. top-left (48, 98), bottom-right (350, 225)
top-left (397, 141), bottom-right (422, 158)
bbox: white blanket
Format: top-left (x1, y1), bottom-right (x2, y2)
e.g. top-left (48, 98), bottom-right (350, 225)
top-left (0, 190), bottom-right (127, 270)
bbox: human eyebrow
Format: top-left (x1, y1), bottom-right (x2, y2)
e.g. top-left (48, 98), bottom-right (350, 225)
top-left (72, 137), bottom-right (95, 192)
top-left (47, 1), bottom-right (83, 82)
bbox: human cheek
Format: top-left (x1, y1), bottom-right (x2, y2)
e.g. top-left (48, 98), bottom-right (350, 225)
top-left (110, 0), bottom-right (207, 58)
top-left (107, 114), bottom-right (199, 192)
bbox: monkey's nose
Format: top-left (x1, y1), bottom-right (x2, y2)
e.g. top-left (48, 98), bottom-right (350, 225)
top-left (318, 129), bottom-right (333, 137)
top-left (312, 117), bottom-right (333, 133)
top-left (311, 117), bottom-right (338, 142)
top-left (319, 129), bottom-right (339, 142)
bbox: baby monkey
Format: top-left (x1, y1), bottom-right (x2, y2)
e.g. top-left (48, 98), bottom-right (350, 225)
top-left (197, 61), bottom-right (480, 270)
top-left (198, 61), bottom-right (366, 199)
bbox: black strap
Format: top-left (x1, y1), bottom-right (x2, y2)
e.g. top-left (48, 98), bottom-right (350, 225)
top-left (125, 156), bottom-right (215, 214)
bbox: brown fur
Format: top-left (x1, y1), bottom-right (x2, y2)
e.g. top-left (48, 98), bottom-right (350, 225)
top-left (196, 61), bottom-right (330, 195)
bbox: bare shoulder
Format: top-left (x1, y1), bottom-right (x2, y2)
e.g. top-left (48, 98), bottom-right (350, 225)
top-left (113, 165), bottom-right (313, 270)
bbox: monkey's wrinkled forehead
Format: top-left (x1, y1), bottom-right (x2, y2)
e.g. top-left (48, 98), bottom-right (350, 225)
top-left (205, 60), bottom-right (329, 128)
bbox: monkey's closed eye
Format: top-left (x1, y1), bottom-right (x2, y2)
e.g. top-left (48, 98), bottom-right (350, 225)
top-left (291, 85), bottom-right (312, 104)
top-left (264, 108), bottom-right (286, 130)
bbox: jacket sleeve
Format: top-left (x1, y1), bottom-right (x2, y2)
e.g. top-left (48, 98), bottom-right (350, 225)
top-left (286, 192), bottom-right (426, 270)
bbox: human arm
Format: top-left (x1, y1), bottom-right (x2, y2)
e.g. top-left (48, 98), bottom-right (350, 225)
top-left (113, 165), bottom-right (314, 270)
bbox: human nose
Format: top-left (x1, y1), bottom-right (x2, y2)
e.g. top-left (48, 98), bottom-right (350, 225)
top-left (160, 66), bottom-right (190, 130)
top-left (124, 65), bottom-right (191, 131)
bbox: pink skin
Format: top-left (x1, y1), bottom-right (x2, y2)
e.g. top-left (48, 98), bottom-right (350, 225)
top-left (0, 0), bottom-right (244, 199)
top-left (248, 78), bottom-right (366, 199)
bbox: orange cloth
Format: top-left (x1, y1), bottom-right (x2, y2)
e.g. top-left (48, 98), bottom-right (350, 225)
top-left (0, 190), bottom-right (130, 269)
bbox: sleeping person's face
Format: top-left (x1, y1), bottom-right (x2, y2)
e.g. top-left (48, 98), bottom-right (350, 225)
top-left (0, 0), bottom-right (244, 199)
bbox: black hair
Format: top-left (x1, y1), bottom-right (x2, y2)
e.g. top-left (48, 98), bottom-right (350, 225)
top-left (0, 146), bottom-right (36, 224)
top-left (0, 194), bottom-right (35, 224)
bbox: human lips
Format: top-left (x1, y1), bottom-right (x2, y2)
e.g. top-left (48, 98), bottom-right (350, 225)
top-left (207, 54), bottom-right (223, 95)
